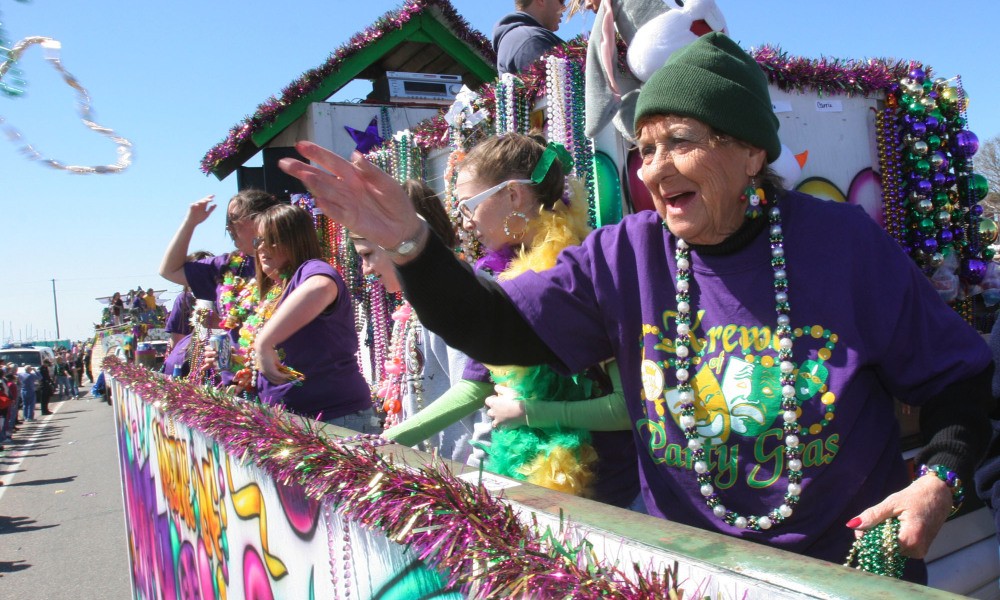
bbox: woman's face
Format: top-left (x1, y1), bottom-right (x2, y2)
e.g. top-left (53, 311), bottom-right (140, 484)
top-left (227, 205), bottom-right (258, 256)
top-left (255, 223), bottom-right (290, 281)
top-left (455, 168), bottom-right (529, 252)
top-left (638, 115), bottom-right (766, 245)
top-left (353, 239), bottom-right (401, 293)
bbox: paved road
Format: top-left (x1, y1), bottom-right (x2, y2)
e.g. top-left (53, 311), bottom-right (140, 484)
top-left (0, 391), bottom-right (132, 599)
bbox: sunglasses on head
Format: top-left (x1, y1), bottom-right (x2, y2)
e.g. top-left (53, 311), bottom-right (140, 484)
top-left (458, 179), bottom-right (533, 220)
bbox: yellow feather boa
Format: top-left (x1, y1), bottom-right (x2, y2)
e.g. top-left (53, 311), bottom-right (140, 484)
top-left (487, 178), bottom-right (599, 495)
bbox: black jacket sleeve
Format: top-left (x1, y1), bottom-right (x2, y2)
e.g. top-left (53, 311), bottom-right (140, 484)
top-left (916, 363), bottom-right (996, 487)
top-left (396, 233), bottom-right (559, 366)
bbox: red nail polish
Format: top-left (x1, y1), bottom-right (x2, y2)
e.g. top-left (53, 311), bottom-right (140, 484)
top-left (845, 517), bottom-right (862, 528)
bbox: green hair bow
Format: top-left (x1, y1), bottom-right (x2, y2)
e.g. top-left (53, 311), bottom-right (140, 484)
top-left (530, 142), bottom-right (574, 184)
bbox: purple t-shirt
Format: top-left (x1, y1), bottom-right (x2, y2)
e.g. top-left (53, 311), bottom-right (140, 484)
top-left (165, 292), bottom-right (193, 336)
top-left (503, 192), bottom-right (990, 563)
top-left (256, 259), bottom-right (371, 420)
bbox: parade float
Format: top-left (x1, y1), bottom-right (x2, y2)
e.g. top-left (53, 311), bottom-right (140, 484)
top-left (101, 0), bottom-right (1000, 598)
top-left (92, 289), bottom-right (169, 372)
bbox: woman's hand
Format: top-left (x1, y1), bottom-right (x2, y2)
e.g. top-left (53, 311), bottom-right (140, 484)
top-left (185, 195), bottom-right (216, 227)
top-left (846, 473), bottom-right (953, 558)
top-left (254, 344), bottom-right (296, 385)
top-left (160, 195), bottom-right (216, 286)
top-left (278, 141), bottom-right (424, 260)
top-left (202, 345), bottom-right (218, 370)
top-left (485, 385), bottom-right (527, 429)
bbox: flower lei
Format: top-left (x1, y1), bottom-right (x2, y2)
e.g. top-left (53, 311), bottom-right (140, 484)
top-left (217, 253), bottom-right (253, 329)
top-left (232, 275), bottom-right (303, 394)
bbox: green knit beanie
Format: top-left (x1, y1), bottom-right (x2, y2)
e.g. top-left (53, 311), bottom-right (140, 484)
top-left (634, 32), bottom-right (780, 163)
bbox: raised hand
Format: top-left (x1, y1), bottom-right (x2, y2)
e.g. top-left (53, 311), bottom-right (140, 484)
top-left (185, 195), bottom-right (217, 227)
top-left (278, 141), bottom-right (424, 256)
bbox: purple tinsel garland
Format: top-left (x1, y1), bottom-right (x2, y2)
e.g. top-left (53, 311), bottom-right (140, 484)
top-left (751, 45), bottom-right (918, 97)
top-left (106, 357), bottom-right (680, 598)
top-left (397, 40), bottom-right (919, 156)
top-left (200, 0), bottom-right (493, 174)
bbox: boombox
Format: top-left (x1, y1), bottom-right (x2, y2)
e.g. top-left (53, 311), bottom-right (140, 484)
top-left (372, 71), bottom-right (463, 105)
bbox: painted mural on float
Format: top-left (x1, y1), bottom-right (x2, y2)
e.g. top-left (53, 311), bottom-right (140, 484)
top-left (110, 379), bottom-right (459, 600)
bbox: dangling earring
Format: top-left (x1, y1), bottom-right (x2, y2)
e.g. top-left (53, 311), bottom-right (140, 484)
top-left (503, 211), bottom-right (528, 241)
top-left (741, 176), bottom-right (767, 220)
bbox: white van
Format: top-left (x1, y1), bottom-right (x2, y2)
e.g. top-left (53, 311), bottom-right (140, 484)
top-left (0, 345), bottom-right (57, 389)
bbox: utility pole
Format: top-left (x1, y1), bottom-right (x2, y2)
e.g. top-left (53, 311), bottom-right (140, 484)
top-left (52, 278), bottom-right (61, 339)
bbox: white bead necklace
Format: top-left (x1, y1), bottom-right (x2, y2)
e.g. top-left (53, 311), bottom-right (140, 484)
top-left (673, 204), bottom-right (803, 531)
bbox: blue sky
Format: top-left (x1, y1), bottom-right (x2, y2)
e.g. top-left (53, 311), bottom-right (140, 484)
top-left (0, 0), bottom-right (997, 342)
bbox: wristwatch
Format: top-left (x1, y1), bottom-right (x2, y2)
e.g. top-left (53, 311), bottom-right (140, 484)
top-left (380, 220), bottom-right (428, 259)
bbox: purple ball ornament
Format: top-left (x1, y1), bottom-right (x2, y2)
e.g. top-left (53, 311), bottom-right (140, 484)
top-left (961, 258), bottom-right (988, 284)
top-left (954, 130), bottom-right (979, 157)
top-left (910, 67), bottom-right (926, 82)
top-left (938, 228), bottom-right (954, 244)
top-left (922, 237), bottom-right (940, 253)
top-left (911, 178), bottom-right (933, 196)
top-left (924, 115), bottom-right (940, 132)
top-left (972, 203), bottom-right (984, 217)
top-left (932, 172), bottom-right (947, 189)
top-left (909, 120), bottom-right (927, 136)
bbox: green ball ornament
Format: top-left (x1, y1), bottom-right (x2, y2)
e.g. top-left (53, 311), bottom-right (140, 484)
top-left (979, 219), bottom-right (999, 245)
top-left (927, 134), bottom-right (941, 150)
top-left (933, 191), bottom-right (949, 207)
top-left (915, 159), bottom-right (931, 175)
top-left (907, 101), bottom-right (925, 117)
top-left (920, 217), bottom-right (936, 232)
top-left (971, 173), bottom-right (990, 200)
top-left (985, 248), bottom-right (996, 261)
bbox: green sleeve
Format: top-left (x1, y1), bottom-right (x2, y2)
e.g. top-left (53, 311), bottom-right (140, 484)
top-left (384, 379), bottom-right (493, 447)
top-left (524, 361), bottom-right (631, 431)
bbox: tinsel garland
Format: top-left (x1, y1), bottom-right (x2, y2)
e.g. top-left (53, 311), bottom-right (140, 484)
top-left (407, 42), bottom-right (934, 158)
top-left (200, 0), bottom-right (493, 174)
top-left (105, 357), bottom-right (682, 599)
top-left (751, 46), bottom-right (918, 97)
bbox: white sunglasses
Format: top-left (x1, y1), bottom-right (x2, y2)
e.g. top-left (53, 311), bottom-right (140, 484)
top-left (457, 179), bottom-right (533, 220)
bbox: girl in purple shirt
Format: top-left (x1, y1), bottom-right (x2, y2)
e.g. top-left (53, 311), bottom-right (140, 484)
top-left (242, 204), bottom-right (374, 427)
